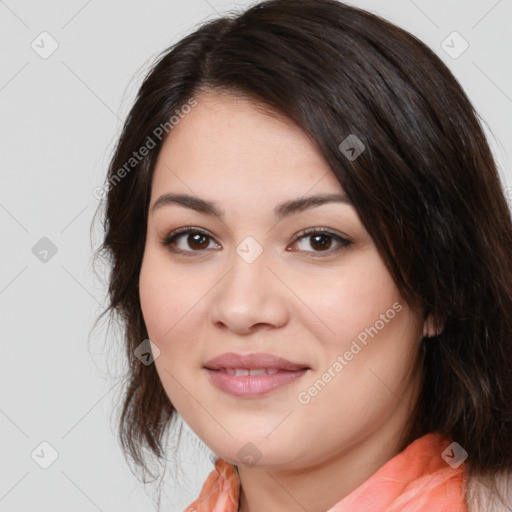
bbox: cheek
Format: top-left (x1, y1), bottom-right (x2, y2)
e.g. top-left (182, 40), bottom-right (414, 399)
top-left (139, 248), bottom-right (187, 328)
top-left (139, 259), bottom-right (166, 340)
top-left (139, 251), bottom-right (184, 343)
top-left (293, 255), bottom-right (402, 350)
top-left (139, 249), bottom-right (207, 368)
top-left (139, 253), bottom-right (202, 415)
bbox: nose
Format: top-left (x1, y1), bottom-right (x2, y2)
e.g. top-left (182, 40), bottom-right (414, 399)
top-left (208, 250), bottom-right (290, 335)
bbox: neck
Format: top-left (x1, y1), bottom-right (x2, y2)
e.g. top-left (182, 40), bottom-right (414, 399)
top-left (234, 414), bottom-right (411, 512)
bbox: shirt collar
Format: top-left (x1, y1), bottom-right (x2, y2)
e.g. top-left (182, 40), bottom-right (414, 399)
top-left (185, 432), bottom-right (468, 512)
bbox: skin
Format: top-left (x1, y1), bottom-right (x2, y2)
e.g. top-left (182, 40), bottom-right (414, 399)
top-left (139, 90), bottom-right (434, 512)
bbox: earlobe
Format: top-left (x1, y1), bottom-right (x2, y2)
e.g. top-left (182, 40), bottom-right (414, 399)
top-left (422, 313), bottom-right (444, 338)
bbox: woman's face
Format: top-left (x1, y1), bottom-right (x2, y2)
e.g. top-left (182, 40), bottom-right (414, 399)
top-left (139, 90), bottom-right (425, 469)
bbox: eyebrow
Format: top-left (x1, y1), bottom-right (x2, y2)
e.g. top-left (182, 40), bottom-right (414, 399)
top-left (151, 192), bottom-right (352, 221)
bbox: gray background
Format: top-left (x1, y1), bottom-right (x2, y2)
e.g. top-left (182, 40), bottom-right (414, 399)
top-left (1, 0), bottom-right (511, 511)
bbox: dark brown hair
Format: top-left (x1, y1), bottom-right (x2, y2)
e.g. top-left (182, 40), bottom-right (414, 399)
top-left (92, 0), bottom-right (512, 508)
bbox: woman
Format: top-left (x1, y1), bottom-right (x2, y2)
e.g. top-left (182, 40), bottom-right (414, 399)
top-left (93, 0), bottom-right (512, 510)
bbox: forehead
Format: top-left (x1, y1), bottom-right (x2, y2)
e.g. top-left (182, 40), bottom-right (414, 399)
top-left (151, 91), bottom-right (344, 198)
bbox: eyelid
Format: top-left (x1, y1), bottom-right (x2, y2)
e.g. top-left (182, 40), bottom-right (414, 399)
top-left (161, 226), bottom-right (220, 256)
top-left (291, 227), bottom-right (349, 243)
top-left (161, 226), bottom-right (352, 256)
top-left (287, 227), bottom-right (352, 256)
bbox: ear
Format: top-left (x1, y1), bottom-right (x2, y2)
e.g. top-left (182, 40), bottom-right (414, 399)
top-left (422, 313), bottom-right (444, 338)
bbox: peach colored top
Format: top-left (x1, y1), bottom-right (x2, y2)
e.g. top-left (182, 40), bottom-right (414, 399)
top-left (184, 432), bottom-right (468, 511)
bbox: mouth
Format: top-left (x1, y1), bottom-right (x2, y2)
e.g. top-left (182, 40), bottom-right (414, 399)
top-left (203, 352), bottom-right (310, 397)
top-left (211, 367), bottom-right (300, 375)
top-left (203, 351), bottom-right (310, 372)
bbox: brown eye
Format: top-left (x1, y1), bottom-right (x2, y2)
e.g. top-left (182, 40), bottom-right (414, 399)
top-left (185, 232), bottom-right (210, 250)
top-left (308, 233), bottom-right (333, 251)
top-left (162, 227), bottom-right (220, 254)
top-left (289, 228), bottom-right (352, 256)
top-left (162, 226), bottom-right (351, 258)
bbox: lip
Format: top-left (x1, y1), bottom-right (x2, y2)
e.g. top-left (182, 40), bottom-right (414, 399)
top-left (204, 352), bottom-right (310, 398)
top-left (203, 352), bottom-right (309, 371)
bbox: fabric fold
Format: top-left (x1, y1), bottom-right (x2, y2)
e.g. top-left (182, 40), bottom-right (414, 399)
top-left (184, 432), bottom-right (468, 512)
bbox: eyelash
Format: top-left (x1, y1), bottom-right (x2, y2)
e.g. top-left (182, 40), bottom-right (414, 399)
top-left (160, 226), bottom-right (352, 258)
